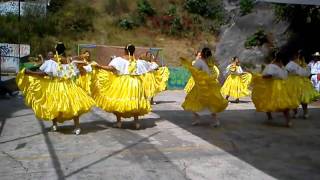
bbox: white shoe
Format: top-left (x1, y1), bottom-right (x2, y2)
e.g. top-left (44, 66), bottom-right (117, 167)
top-left (135, 123), bottom-right (141, 130)
top-left (113, 122), bottom-right (122, 128)
top-left (73, 128), bottom-right (81, 135)
top-left (51, 125), bottom-right (58, 132)
top-left (303, 114), bottom-right (309, 119)
top-left (211, 119), bottom-right (220, 128)
top-left (191, 119), bottom-right (200, 126)
top-left (287, 121), bottom-right (293, 128)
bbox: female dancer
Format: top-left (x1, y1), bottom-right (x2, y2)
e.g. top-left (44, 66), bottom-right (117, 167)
top-left (181, 47), bottom-right (228, 127)
top-left (252, 53), bottom-right (299, 127)
top-left (16, 42), bottom-right (95, 134)
top-left (75, 50), bottom-right (97, 95)
top-left (285, 51), bottom-right (319, 118)
top-left (93, 44), bottom-right (159, 129)
top-left (139, 51), bottom-right (170, 105)
top-left (221, 57), bottom-right (252, 103)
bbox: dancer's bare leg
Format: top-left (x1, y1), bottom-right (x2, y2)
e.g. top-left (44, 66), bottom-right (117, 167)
top-left (73, 116), bottom-right (81, 135)
top-left (302, 103), bottom-right (309, 119)
top-left (192, 113), bottom-right (200, 126)
top-left (292, 108), bottom-right (298, 118)
top-left (134, 115), bottom-right (140, 129)
top-left (283, 110), bottom-right (292, 127)
top-left (211, 113), bottom-right (220, 127)
top-left (51, 119), bottom-right (58, 131)
top-left (266, 112), bottom-right (273, 121)
top-left (114, 113), bottom-right (122, 128)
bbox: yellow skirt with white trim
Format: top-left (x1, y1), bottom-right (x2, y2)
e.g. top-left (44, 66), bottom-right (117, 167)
top-left (221, 73), bottom-right (252, 99)
top-left (93, 69), bottom-right (151, 118)
top-left (17, 73), bottom-right (95, 122)
top-left (252, 74), bottom-right (300, 112)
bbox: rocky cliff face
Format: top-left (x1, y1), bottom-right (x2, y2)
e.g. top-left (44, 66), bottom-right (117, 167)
top-left (215, 2), bottom-right (290, 73)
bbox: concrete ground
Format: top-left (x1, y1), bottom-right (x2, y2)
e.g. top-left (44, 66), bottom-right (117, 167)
top-left (0, 90), bottom-right (319, 180)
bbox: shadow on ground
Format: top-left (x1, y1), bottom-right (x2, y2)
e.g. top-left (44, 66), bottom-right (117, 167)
top-left (153, 108), bottom-right (320, 180)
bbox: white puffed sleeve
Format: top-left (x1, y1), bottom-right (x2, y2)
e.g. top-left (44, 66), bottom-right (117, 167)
top-left (39, 60), bottom-right (58, 76)
top-left (109, 57), bottom-right (128, 74)
top-left (263, 64), bottom-right (287, 79)
top-left (285, 61), bottom-right (299, 74)
top-left (83, 64), bottom-right (93, 73)
top-left (136, 59), bottom-right (153, 75)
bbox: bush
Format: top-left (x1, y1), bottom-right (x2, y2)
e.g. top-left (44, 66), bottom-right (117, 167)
top-left (240, 0), bottom-right (254, 15)
top-left (118, 18), bottom-right (136, 30)
top-left (55, 5), bottom-right (96, 34)
top-left (0, 1), bottom-right (96, 56)
top-left (184, 0), bottom-right (224, 20)
top-left (137, 0), bottom-right (156, 17)
top-left (245, 29), bottom-right (268, 48)
top-left (169, 16), bottom-right (184, 36)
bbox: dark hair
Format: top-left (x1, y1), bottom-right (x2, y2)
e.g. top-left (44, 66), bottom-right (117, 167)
top-left (55, 42), bottom-right (66, 56)
top-left (273, 51), bottom-right (282, 63)
top-left (231, 56), bottom-right (238, 62)
top-left (201, 47), bottom-right (212, 59)
top-left (124, 44), bottom-right (135, 55)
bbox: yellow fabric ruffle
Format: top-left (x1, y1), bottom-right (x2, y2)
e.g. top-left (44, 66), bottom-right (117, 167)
top-left (17, 73), bottom-right (95, 122)
top-left (286, 75), bottom-right (320, 104)
top-left (252, 74), bottom-right (300, 112)
top-left (93, 69), bottom-right (151, 118)
top-left (76, 68), bottom-right (97, 95)
top-left (184, 77), bottom-right (195, 94)
top-left (142, 67), bottom-right (170, 99)
top-left (221, 72), bottom-right (252, 99)
top-left (300, 77), bottom-right (320, 104)
top-left (184, 64), bottom-right (220, 94)
top-left (181, 58), bottom-right (228, 113)
top-left (154, 67), bottom-right (170, 93)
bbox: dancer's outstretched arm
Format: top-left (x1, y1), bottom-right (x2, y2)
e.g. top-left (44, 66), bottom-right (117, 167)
top-left (25, 69), bottom-right (47, 76)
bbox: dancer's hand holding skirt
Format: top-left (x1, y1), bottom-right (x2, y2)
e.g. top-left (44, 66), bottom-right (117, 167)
top-left (180, 58), bottom-right (228, 113)
top-left (16, 69), bottom-right (95, 123)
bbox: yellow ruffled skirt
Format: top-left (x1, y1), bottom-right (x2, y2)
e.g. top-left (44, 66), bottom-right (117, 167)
top-left (93, 69), bottom-right (151, 118)
top-left (16, 70), bottom-right (95, 122)
top-left (181, 59), bottom-right (228, 113)
top-left (142, 67), bottom-right (170, 99)
top-left (221, 73), bottom-right (252, 99)
top-left (252, 74), bottom-right (300, 112)
top-left (286, 75), bottom-right (320, 104)
top-left (184, 77), bottom-right (195, 94)
top-left (301, 77), bottom-right (320, 103)
top-left (154, 67), bottom-right (170, 93)
top-left (16, 69), bottom-right (41, 105)
top-left (76, 72), bottom-right (93, 95)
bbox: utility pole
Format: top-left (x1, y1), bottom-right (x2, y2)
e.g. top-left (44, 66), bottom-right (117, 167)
top-left (18, 0), bottom-right (21, 73)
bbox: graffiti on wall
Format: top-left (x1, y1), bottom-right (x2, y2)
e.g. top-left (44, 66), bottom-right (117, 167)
top-left (0, 43), bottom-right (30, 74)
top-left (0, 1), bottom-right (47, 16)
top-left (167, 67), bottom-right (191, 90)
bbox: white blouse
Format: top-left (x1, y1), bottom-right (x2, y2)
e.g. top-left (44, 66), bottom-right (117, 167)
top-left (108, 57), bottom-right (159, 75)
top-left (39, 60), bottom-right (79, 78)
top-left (310, 61), bottom-right (320, 75)
top-left (225, 64), bottom-right (243, 75)
top-left (193, 59), bottom-right (211, 75)
top-left (262, 64), bottom-right (288, 79)
top-left (285, 61), bottom-right (310, 77)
